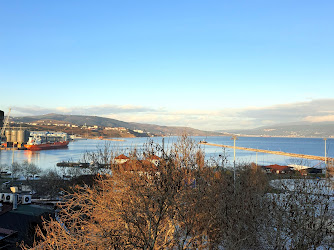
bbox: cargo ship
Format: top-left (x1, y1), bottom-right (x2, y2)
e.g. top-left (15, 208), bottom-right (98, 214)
top-left (24, 133), bottom-right (69, 151)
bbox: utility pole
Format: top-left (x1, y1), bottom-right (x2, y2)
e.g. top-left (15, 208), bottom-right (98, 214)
top-left (219, 147), bottom-right (226, 169)
top-left (11, 142), bottom-right (14, 181)
top-left (324, 138), bottom-right (327, 165)
top-left (231, 135), bottom-right (238, 187)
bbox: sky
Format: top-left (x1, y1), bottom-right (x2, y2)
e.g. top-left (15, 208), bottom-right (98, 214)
top-left (1, 1), bottom-right (334, 131)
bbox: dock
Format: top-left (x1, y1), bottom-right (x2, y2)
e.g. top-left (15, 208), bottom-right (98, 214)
top-left (56, 162), bottom-right (111, 168)
top-left (103, 138), bottom-right (126, 142)
top-left (93, 137), bottom-right (126, 142)
top-left (199, 142), bottom-right (333, 162)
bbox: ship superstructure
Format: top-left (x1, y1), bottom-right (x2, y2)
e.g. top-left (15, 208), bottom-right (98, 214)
top-left (29, 131), bottom-right (69, 143)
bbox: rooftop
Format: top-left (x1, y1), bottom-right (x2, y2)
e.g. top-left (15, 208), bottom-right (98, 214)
top-left (115, 154), bottom-right (130, 160)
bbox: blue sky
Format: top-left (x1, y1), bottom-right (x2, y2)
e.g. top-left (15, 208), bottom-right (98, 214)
top-left (1, 1), bottom-right (334, 130)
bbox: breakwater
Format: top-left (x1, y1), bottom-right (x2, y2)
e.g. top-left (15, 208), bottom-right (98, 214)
top-left (200, 142), bottom-right (333, 162)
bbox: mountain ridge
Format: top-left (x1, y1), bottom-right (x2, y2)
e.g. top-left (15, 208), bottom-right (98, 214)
top-left (223, 122), bottom-right (334, 138)
top-left (11, 113), bottom-right (221, 137)
top-left (11, 114), bottom-right (334, 137)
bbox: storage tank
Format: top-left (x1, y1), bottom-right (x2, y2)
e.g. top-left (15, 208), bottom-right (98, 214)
top-left (11, 130), bottom-right (17, 142)
top-left (5, 130), bottom-right (11, 142)
top-left (17, 130), bottom-right (25, 143)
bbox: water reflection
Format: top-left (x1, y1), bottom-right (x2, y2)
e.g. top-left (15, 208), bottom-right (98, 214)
top-left (0, 136), bottom-right (332, 171)
top-left (23, 150), bottom-right (40, 164)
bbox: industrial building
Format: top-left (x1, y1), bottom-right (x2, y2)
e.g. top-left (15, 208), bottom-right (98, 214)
top-left (1, 110), bottom-right (68, 150)
top-left (3, 128), bottom-right (30, 148)
top-left (0, 110), bottom-right (3, 128)
top-left (2, 130), bottom-right (69, 149)
top-left (0, 109), bottom-right (30, 149)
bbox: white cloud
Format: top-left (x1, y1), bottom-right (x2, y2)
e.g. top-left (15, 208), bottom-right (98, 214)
top-left (12, 105), bottom-right (160, 116)
top-left (303, 115), bottom-right (334, 123)
top-left (10, 98), bottom-right (334, 131)
top-left (237, 99), bottom-right (334, 123)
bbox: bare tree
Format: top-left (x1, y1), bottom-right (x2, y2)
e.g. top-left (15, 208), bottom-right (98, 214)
top-left (0, 163), bottom-right (8, 178)
top-left (21, 160), bottom-right (42, 181)
top-left (24, 136), bottom-right (214, 249)
top-left (262, 178), bottom-right (334, 249)
top-left (34, 169), bottom-right (68, 199)
top-left (11, 161), bottom-right (22, 180)
top-left (22, 136), bottom-right (334, 249)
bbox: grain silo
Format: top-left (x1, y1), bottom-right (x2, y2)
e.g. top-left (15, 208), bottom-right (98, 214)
top-left (17, 130), bottom-right (25, 143)
top-left (5, 129), bottom-right (11, 142)
top-left (11, 129), bottom-right (17, 142)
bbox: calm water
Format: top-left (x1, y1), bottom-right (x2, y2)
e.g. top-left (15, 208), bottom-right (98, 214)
top-left (0, 136), bottom-right (332, 171)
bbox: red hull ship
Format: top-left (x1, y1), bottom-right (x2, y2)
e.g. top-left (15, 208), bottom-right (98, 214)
top-left (24, 140), bottom-right (69, 151)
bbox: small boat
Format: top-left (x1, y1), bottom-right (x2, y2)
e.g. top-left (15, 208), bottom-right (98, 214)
top-left (24, 136), bottom-right (69, 151)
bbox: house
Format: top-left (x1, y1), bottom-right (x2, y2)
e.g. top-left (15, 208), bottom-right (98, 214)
top-left (0, 202), bottom-right (54, 248)
top-left (305, 167), bottom-right (322, 175)
top-left (114, 154), bottom-right (161, 168)
top-left (0, 226), bottom-right (17, 249)
top-left (145, 155), bottom-right (161, 166)
top-left (114, 154), bottom-right (130, 165)
top-left (264, 164), bottom-right (293, 174)
top-left (115, 158), bottom-right (159, 173)
top-left (288, 164), bottom-right (310, 171)
top-left (287, 164), bottom-right (322, 175)
top-left (113, 153), bottom-right (163, 178)
top-left (133, 129), bottom-right (144, 133)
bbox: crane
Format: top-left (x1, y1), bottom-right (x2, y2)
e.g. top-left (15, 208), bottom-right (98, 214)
top-left (0, 108), bottom-right (11, 142)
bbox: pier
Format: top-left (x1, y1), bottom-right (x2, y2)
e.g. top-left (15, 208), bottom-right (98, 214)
top-left (199, 142), bottom-right (333, 162)
top-left (56, 162), bottom-right (111, 168)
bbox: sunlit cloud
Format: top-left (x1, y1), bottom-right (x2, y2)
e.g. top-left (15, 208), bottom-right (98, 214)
top-left (12, 105), bottom-right (161, 116)
top-left (237, 99), bottom-right (334, 124)
top-left (10, 99), bottom-right (334, 131)
top-left (11, 106), bottom-right (58, 116)
top-left (303, 115), bottom-right (334, 123)
top-left (56, 107), bottom-right (72, 113)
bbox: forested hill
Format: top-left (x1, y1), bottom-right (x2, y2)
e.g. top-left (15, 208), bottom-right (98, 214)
top-left (12, 113), bottom-right (221, 136)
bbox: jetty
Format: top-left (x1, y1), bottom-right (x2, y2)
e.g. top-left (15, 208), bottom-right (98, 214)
top-left (199, 142), bottom-right (333, 162)
top-left (56, 162), bottom-right (111, 168)
top-left (104, 138), bottom-right (125, 142)
top-left (94, 137), bottom-right (126, 142)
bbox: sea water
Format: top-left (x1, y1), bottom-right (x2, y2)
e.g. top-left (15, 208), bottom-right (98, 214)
top-left (0, 136), bottom-right (332, 171)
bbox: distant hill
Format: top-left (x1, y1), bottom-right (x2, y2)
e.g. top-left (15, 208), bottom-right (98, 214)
top-left (224, 122), bottom-right (334, 138)
top-left (11, 113), bottom-right (221, 137)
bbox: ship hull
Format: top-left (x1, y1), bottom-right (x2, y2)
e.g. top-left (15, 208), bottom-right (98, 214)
top-left (24, 141), bottom-right (69, 151)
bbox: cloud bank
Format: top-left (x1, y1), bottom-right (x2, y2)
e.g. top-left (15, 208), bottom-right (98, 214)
top-left (11, 99), bottom-right (334, 131)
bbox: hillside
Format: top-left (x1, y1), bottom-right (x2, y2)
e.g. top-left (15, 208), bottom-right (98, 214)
top-left (226, 122), bottom-right (334, 138)
top-left (11, 114), bottom-right (221, 137)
